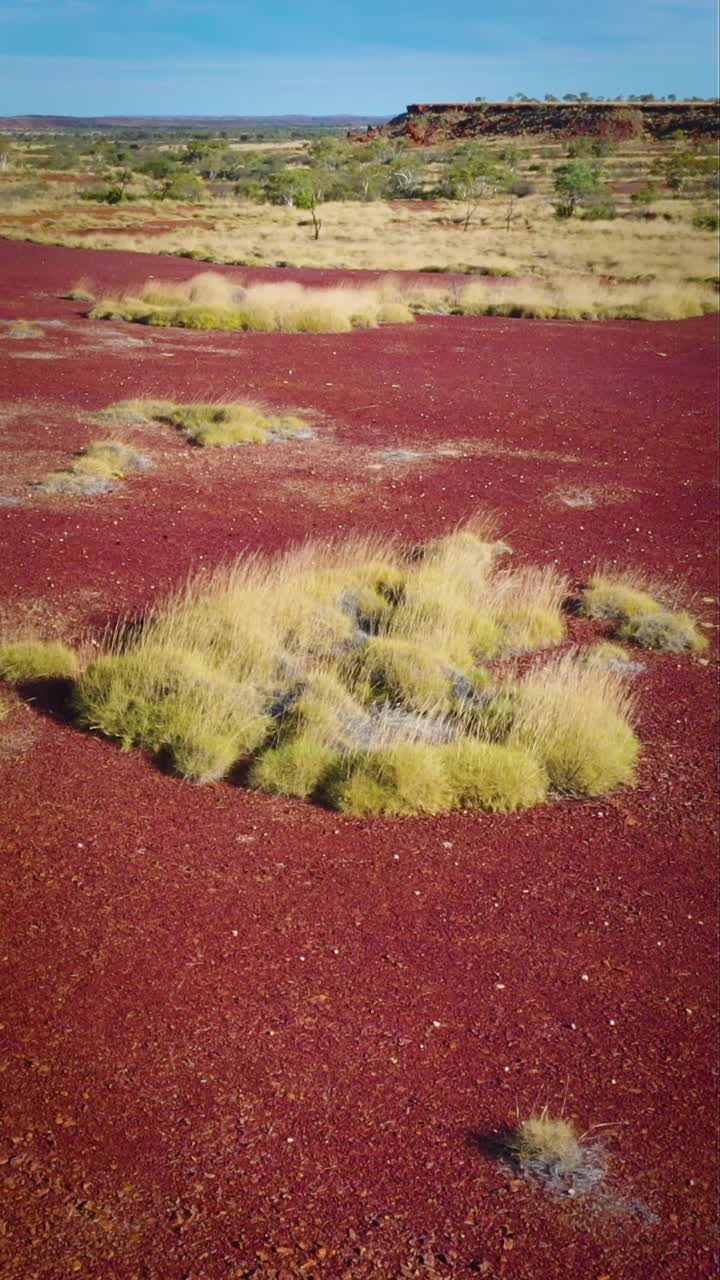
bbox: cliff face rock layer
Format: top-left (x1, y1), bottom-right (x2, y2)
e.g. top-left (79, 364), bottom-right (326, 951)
top-left (359, 101), bottom-right (719, 143)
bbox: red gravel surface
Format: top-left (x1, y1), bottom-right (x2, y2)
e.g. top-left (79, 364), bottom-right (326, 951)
top-left (1, 241), bottom-right (718, 1280)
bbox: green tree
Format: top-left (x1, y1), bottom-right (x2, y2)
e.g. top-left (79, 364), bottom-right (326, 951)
top-left (445, 155), bottom-right (511, 229)
top-left (553, 159), bottom-right (603, 216)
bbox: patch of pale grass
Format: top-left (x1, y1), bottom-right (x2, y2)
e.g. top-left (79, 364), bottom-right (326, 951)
top-left (514, 1111), bottom-right (583, 1175)
top-left (108, 398), bottom-right (311, 446)
top-left (618, 611), bottom-right (708, 653)
top-left (89, 271), bottom-right (417, 334)
top-left (38, 439), bottom-right (149, 494)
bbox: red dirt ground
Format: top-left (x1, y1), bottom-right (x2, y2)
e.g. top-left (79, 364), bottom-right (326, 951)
top-left (0, 240), bottom-right (718, 1280)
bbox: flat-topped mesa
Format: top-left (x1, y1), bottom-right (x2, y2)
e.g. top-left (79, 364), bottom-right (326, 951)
top-left (353, 100), bottom-right (720, 144)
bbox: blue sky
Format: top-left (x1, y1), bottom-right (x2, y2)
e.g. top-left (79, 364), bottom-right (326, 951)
top-left (1, 0), bottom-right (717, 116)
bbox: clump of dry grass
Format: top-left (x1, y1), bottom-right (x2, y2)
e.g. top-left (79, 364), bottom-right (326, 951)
top-left (510, 653), bottom-right (640, 797)
top-left (88, 271), bottom-right (417, 334)
top-left (60, 523), bottom-right (667, 814)
top-left (450, 276), bottom-right (718, 321)
top-left (82, 266), bottom-right (719, 332)
top-left (497, 1104), bottom-right (619, 1200)
top-left (5, 319), bottom-right (45, 339)
top-left (108, 398), bottom-right (312, 446)
top-left (38, 440), bottom-right (150, 495)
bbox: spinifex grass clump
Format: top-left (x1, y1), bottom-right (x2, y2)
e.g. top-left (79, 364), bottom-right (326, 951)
top-left (38, 440), bottom-right (150, 495)
top-left (88, 271), bottom-right (416, 334)
top-left (505, 1108), bottom-right (608, 1197)
top-left (582, 571), bottom-right (707, 653)
top-left (109, 398), bottom-right (311, 447)
top-left (63, 522), bottom-right (659, 814)
top-left (0, 639), bottom-right (79, 681)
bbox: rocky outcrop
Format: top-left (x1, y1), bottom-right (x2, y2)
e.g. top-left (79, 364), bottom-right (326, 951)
top-left (355, 101), bottom-right (719, 144)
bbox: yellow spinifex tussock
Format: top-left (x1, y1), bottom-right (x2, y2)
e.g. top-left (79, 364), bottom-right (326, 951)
top-left (61, 522), bottom-right (659, 813)
top-left (90, 271), bottom-right (417, 334)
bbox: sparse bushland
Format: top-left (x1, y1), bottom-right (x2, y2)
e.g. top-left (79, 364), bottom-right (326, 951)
top-left (38, 440), bottom-right (150, 495)
top-left (0, 639), bottom-right (79, 681)
top-left (88, 271), bottom-right (416, 333)
top-left (107, 398), bottom-right (312, 446)
top-left (54, 522), bottom-right (667, 816)
top-left (582, 571), bottom-right (707, 652)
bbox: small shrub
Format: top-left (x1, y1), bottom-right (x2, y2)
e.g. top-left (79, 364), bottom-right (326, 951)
top-left (0, 640), bottom-right (79, 681)
top-left (580, 200), bottom-right (617, 221)
top-left (692, 209), bottom-right (720, 232)
top-left (618, 611), bottom-right (708, 653)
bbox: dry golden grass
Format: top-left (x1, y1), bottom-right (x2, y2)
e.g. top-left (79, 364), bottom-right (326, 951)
top-left (78, 260), bottom-right (718, 330)
top-left (88, 271), bottom-right (416, 333)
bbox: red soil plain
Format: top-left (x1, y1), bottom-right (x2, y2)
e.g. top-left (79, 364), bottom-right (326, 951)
top-left (0, 239), bottom-right (718, 1280)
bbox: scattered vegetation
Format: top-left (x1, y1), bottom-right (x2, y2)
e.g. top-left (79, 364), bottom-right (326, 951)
top-left (37, 440), bottom-right (150, 494)
top-left (88, 271), bottom-right (416, 333)
top-left (109, 398), bottom-right (312, 446)
top-left (0, 639), bottom-right (79, 681)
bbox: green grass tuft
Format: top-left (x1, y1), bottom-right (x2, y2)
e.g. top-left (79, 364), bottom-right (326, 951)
top-left (443, 738), bottom-right (548, 812)
top-left (109, 399), bottom-right (311, 447)
top-left (327, 742), bottom-right (453, 816)
top-left (250, 732), bottom-right (340, 798)
top-left (0, 640), bottom-right (79, 681)
top-left (582, 574), bottom-right (663, 620)
top-left (618, 610), bottom-right (708, 653)
top-left (39, 440), bottom-right (149, 494)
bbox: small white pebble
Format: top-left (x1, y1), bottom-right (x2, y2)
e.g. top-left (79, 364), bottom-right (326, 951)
top-left (581, 973), bottom-right (589, 981)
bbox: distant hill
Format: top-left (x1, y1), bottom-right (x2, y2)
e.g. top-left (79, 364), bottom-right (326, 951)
top-left (0, 114), bottom-right (389, 132)
top-left (355, 101), bottom-right (719, 143)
